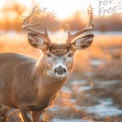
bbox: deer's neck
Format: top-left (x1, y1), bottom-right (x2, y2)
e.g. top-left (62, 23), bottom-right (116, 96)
top-left (32, 56), bottom-right (67, 95)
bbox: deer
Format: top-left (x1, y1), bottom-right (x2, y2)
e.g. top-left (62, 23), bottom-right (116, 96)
top-left (0, 6), bottom-right (94, 122)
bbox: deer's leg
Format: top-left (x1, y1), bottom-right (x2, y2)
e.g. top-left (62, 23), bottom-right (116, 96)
top-left (19, 106), bottom-right (32, 122)
top-left (32, 110), bottom-right (45, 122)
top-left (0, 105), bottom-right (9, 122)
top-left (0, 116), bottom-right (7, 122)
top-left (0, 117), bottom-right (6, 122)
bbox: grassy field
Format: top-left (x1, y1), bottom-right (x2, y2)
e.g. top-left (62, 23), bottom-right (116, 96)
top-left (0, 32), bottom-right (122, 122)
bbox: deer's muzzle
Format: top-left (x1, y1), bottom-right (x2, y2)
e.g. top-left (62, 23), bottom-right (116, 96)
top-left (54, 66), bottom-right (66, 75)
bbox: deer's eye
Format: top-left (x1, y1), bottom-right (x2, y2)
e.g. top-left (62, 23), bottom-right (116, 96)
top-left (67, 53), bottom-right (73, 57)
top-left (46, 53), bottom-right (52, 58)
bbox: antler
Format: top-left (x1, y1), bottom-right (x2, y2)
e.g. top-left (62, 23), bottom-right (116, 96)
top-left (66, 5), bottom-right (95, 45)
top-left (22, 13), bottom-right (51, 45)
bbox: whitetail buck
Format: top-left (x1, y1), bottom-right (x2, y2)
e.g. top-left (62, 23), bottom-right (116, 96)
top-left (0, 6), bottom-right (94, 122)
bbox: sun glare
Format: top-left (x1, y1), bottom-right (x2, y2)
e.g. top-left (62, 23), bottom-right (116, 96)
top-left (0, 0), bottom-right (6, 8)
top-left (37, 0), bottom-right (90, 19)
top-left (0, 0), bottom-right (91, 19)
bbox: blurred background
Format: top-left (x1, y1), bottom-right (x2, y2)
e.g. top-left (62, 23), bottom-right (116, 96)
top-left (0, 0), bottom-right (122, 121)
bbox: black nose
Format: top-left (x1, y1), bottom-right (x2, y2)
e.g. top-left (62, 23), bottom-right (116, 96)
top-left (54, 66), bottom-right (66, 75)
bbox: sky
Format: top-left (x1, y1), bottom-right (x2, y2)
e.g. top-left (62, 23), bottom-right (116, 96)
top-left (0, 0), bottom-right (122, 19)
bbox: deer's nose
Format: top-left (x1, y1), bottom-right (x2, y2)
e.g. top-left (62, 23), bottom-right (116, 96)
top-left (54, 66), bottom-right (66, 75)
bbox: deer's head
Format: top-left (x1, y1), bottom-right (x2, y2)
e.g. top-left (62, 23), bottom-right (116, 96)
top-left (23, 6), bottom-right (94, 78)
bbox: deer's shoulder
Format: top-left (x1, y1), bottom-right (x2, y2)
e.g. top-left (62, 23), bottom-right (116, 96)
top-left (0, 53), bottom-right (36, 63)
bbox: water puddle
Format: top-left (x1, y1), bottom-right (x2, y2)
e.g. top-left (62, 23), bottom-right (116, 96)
top-left (94, 80), bottom-right (120, 86)
top-left (52, 118), bottom-right (87, 122)
top-left (74, 98), bottom-right (122, 117)
top-left (48, 79), bottom-right (122, 121)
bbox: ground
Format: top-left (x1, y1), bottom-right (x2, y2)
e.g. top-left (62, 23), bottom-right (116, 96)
top-left (0, 32), bottom-right (122, 122)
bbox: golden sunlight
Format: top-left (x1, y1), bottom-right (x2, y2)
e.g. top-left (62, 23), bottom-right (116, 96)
top-left (0, 0), bottom-right (92, 20)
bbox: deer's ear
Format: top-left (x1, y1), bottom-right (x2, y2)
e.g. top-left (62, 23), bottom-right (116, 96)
top-left (28, 32), bottom-right (46, 49)
top-left (71, 34), bottom-right (94, 50)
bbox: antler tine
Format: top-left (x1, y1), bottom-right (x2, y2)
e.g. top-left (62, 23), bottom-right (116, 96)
top-left (66, 24), bottom-right (72, 44)
top-left (66, 5), bottom-right (94, 45)
top-left (22, 14), bottom-right (43, 31)
top-left (67, 24), bottom-right (70, 35)
top-left (22, 13), bottom-right (51, 45)
top-left (87, 5), bottom-right (94, 28)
